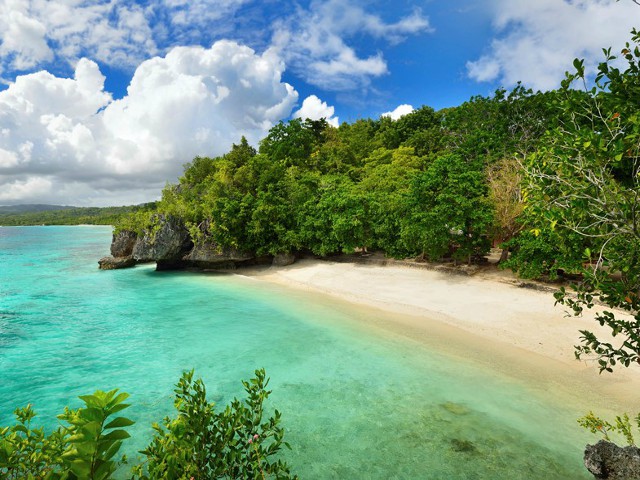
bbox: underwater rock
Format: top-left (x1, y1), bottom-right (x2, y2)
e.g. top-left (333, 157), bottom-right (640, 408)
top-left (584, 440), bottom-right (640, 479)
top-left (450, 438), bottom-right (477, 454)
top-left (441, 402), bottom-right (471, 416)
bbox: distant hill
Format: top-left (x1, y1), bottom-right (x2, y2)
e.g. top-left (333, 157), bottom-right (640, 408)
top-left (0, 204), bottom-right (76, 214)
top-left (0, 202), bottom-right (157, 226)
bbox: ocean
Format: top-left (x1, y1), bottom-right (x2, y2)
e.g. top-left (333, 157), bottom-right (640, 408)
top-left (0, 226), bottom-right (593, 478)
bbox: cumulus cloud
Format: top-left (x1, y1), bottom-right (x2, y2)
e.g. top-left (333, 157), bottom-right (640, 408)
top-left (271, 0), bottom-right (432, 90)
top-left (0, 0), bottom-right (258, 77)
top-left (381, 104), bottom-right (414, 120)
top-left (0, 0), bottom-right (157, 74)
top-left (1, 0), bottom-right (429, 96)
top-left (0, 0), bottom-right (52, 71)
top-left (0, 41), bottom-right (299, 205)
top-left (467, 0), bottom-right (639, 90)
top-left (293, 95), bottom-right (339, 127)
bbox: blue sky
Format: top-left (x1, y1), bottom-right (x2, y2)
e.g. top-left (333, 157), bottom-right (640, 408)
top-left (0, 0), bottom-right (638, 205)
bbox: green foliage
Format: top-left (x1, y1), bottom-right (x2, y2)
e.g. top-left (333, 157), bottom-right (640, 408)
top-left (135, 369), bottom-right (295, 480)
top-left (259, 118), bottom-right (330, 167)
top-left (114, 83), bottom-right (562, 267)
top-left (402, 154), bottom-right (493, 262)
top-left (57, 390), bottom-right (133, 480)
top-left (578, 411), bottom-right (640, 446)
top-left (0, 390), bottom-right (133, 480)
top-left (501, 229), bottom-right (586, 280)
top-left (0, 370), bottom-right (294, 479)
top-left (113, 207), bottom-right (158, 236)
top-left (526, 29), bottom-right (640, 372)
top-left (0, 405), bottom-right (66, 479)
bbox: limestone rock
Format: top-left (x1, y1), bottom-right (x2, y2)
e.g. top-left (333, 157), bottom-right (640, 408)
top-left (584, 440), bottom-right (640, 479)
top-left (98, 256), bottom-right (136, 270)
top-left (183, 238), bottom-right (253, 269)
top-left (132, 215), bottom-right (193, 263)
top-left (110, 230), bottom-right (137, 257)
top-left (272, 252), bottom-right (295, 266)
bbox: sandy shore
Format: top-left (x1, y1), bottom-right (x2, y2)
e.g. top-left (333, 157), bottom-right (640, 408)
top-left (240, 258), bottom-right (640, 412)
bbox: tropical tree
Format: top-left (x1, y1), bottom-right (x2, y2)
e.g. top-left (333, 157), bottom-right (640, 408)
top-left (526, 29), bottom-right (640, 371)
top-left (402, 153), bottom-right (493, 263)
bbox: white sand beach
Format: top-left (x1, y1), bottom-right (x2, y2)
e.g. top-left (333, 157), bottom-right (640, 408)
top-left (241, 258), bottom-right (640, 413)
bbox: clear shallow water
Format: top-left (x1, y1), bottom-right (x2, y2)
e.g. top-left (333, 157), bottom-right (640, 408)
top-left (0, 226), bottom-right (592, 479)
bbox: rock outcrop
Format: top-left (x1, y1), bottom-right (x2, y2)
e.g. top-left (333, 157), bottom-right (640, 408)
top-left (100, 216), bottom-right (269, 271)
top-left (110, 230), bottom-right (137, 257)
top-left (584, 441), bottom-right (640, 479)
top-left (183, 238), bottom-right (253, 269)
top-left (132, 215), bottom-right (193, 264)
top-left (98, 256), bottom-right (136, 270)
top-left (272, 252), bottom-right (295, 266)
top-left (99, 230), bottom-right (138, 270)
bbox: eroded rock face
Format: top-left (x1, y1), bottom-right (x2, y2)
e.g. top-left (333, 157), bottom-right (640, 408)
top-left (110, 230), bottom-right (137, 257)
top-left (272, 252), bottom-right (295, 267)
top-left (98, 256), bottom-right (136, 270)
top-left (183, 238), bottom-right (253, 269)
top-left (132, 215), bottom-right (193, 263)
top-left (584, 440), bottom-right (640, 479)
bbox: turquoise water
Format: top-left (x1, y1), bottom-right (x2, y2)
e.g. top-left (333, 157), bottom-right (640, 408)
top-left (0, 226), bottom-right (593, 479)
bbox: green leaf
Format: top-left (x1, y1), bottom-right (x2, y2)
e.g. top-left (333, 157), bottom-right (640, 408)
top-left (102, 429), bottom-right (131, 442)
top-left (102, 440), bottom-right (123, 462)
top-left (94, 460), bottom-right (115, 480)
top-left (106, 403), bottom-right (131, 416)
top-left (106, 392), bottom-right (130, 410)
top-left (79, 407), bottom-right (104, 423)
top-left (104, 416), bottom-right (135, 429)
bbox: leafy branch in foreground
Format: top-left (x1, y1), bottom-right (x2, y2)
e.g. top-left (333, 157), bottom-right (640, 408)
top-left (579, 411), bottom-right (640, 447)
top-left (526, 28), bottom-right (640, 373)
top-left (0, 389), bottom-right (133, 480)
top-left (0, 369), bottom-right (295, 479)
top-left (134, 368), bottom-right (296, 480)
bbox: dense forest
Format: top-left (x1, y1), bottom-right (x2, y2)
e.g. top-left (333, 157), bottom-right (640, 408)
top-left (114, 84), bottom-right (581, 279)
top-left (118, 28), bottom-right (640, 375)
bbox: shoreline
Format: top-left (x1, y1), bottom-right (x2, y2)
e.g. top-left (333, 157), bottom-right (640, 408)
top-left (237, 258), bottom-right (640, 413)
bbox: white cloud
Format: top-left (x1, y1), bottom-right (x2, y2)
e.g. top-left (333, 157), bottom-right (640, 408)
top-left (0, 0), bottom-right (52, 71)
top-left (0, 0), bottom-right (255, 77)
top-left (0, 0), bottom-right (157, 75)
top-left (0, 176), bottom-right (52, 201)
top-left (271, 0), bottom-right (432, 91)
top-left (0, 41), bottom-right (299, 205)
top-left (382, 104), bottom-right (414, 120)
top-left (293, 95), bottom-right (339, 127)
top-left (467, 0), bottom-right (640, 90)
top-left (162, 0), bottom-right (249, 28)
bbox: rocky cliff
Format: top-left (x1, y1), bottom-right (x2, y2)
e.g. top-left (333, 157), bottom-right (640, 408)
top-left (98, 215), bottom-right (289, 271)
top-left (98, 229), bottom-right (138, 270)
top-left (131, 215), bottom-right (193, 269)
